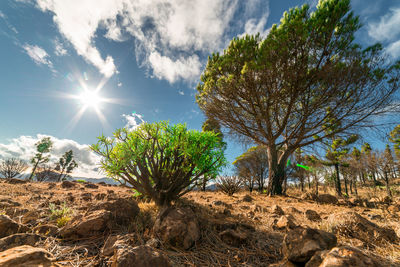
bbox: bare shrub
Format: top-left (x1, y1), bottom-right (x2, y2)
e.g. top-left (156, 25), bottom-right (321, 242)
top-left (217, 176), bottom-right (242, 196)
top-left (0, 158), bottom-right (28, 178)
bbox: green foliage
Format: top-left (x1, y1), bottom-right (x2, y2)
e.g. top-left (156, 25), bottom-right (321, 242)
top-left (90, 121), bottom-right (226, 207)
top-left (29, 137), bottom-right (53, 181)
top-left (55, 150), bottom-right (78, 182)
top-left (49, 202), bottom-right (72, 227)
top-left (75, 179), bottom-right (86, 183)
top-left (389, 124), bottom-right (400, 159)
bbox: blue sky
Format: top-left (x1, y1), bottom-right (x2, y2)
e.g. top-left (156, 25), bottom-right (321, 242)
top-left (0, 0), bottom-right (399, 178)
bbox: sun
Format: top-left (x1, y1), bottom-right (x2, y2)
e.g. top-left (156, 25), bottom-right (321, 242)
top-left (79, 89), bottom-right (102, 108)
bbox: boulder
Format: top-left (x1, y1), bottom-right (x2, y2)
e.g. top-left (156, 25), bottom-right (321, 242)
top-left (60, 210), bottom-right (112, 238)
top-left (85, 183), bottom-right (99, 189)
top-left (0, 233), bottom-right (42, 252)
top-left (101, 235), bottom-right (126, 257)
top-left (286, 207), bottom-right (301, 214)
top-left (301, 192), bottom-right (317, 201)
top-left (112, 245), bottom-right (171, 267)
top-left (219, 229), bottom-right (248, 246)
top-left (81, 192), bottom-right (92, 201)
top-left (33, 224), bottom-right (58, 236)
top-left (306, 246), bottom-right (381, 267)
top-left (282, 227), bottom-right (337, 264)
top-left (0, 215), bottom-right (28, 238)
top-left (327, 211), bottom-right (397, 243)
top-left (89, 197), bottom-right (139, 225)
top-left (305, 210), bottom-right (321, 222)
top-left (242, 195), bottom-right (253, 202)
top-left (271, 205), bottom-right (284, 215)
top-left (0, 245), bottom-right (53, 267)
top-left (153, 207), bottom-right (200, 250)
top-left (61, 181), bottom-right (75, 188)
top-left (274, 215), bottom-right (297, 230)
top-left (316, 194), bottom-right (338, 204)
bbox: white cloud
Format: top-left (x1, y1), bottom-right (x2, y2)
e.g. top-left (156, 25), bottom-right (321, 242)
top-left (0, 134), bottom-right (103, 178)
top-left (178, 90), bottom-right (184, 95)
top-left (122, 113), bottom-right (145, 131)
top-left (368, 7), bottom-right (400, 42)
top-left (387, 40), bottom-right (400, 59)
top-left (117, 82), bottom-right (122, 87)
top-left (33, 0), bottom-right (269, 84)
top-left (22, 44), bottom-right (55, 72)
top-left (54, 38), bottom-right (67, 56)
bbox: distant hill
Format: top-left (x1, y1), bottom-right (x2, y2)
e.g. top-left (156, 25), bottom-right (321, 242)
top-left (67, 176), bottom-right (120, 185)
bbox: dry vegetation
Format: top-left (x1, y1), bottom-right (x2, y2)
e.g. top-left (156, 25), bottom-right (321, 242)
top-left (0, 178), bottom-right (399, 266)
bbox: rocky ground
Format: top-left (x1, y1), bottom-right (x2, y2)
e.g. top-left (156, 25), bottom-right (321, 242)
top-left (0, 178), bottom-right (399, 266)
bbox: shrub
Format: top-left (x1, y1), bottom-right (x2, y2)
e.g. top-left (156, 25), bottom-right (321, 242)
top-left (49, 202), bottom-right (72, 227)
top-left (90, 121), bottom-right (226, 207)
top-left (217, 176), bottom-right (242, 196)
top-left (75, 179), bottom-right (86, 183)
top-left (0, 158), bottom-right (28, 179)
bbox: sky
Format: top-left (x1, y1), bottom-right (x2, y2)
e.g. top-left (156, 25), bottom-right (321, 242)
top-left (0, 0), bottom-right (399, 179)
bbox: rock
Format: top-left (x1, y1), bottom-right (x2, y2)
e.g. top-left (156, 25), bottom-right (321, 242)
top-left (0, 245), bottom-right (53, 267)
top-left (212, 200), bottom-right (225, 206)
top-left (61, 180), bottom-right (75, 188)
top-left (47, 183), bottom-right (56, 189)
top-left (271, 205), bottom-right (284, 215)
top-left (112, 245), bottom-right (171, 267)
top-left (0, 198), bottom-right (21, 208)
top-left (89, 197), bottom-right (139, 225)
top-left (274, 215), bottom-right (296, 230)
top-left (0, 215), bottom-right (28, 238)
top-left (98, 182), bottom-right (106, 185)
top-left (306, 246), bottom-right (381, 267)
top-left (219, 229), bottom-right (248, 247)
top-left (5, 178), bottom-right (27, 184)
top-left (282, 227), bottom-right (337, 264)
top-left (242, 195), bottom-right (253, 202)
top-left (286, 207), bottom-right (301, 214)
top-left (0, 233), bottom-right (42, 252)
top-left (60, 210), bottom-right (112, 238)
top-left (327, 211), bottom-right (397, 243)
top-left (146, 238), bottom-right (161, 248)
top-left (153, 207), bottom-right (200, 250)
top-left (95, 193), bottom-right (107, 200)
top-left (21, 210), bottom-right (40, 224)
top-left (317, 194), bottom-right (338, 204)
top-left (85, 183), bottom-right (99, 189)
top-left (253, 205), bottom-right (268, 213)
top-left (270, 259), bottom-right (298, 267)
top-left (33, 224), bottom-right (58, 236)
top-left (301, 192), bottom-right (317, 201)
top-left (81, 192), bottom-right (92, 201)
top-left (101, 235), bottom-right (120, 257)
top-left (305, 210), bottom-right (321, 222)
top-left (223, 208), bottom-right (231, 216)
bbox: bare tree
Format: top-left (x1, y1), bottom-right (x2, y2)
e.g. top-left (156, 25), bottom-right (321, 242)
top-left (0, 158), bottom-right (28, 179)
top-left (196, 0), bottom-right (400, 195)
top-left (217, 176), bottom-right (242, 196)
top-left (35, 165), bottom-right (58, 182)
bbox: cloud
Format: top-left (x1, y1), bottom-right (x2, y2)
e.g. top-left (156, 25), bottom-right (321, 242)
top-left (178, 90), bottom-right (184, 95)
top-left (0, 134), bottom-right (103, 178)
top-left (117, 82), bottom-right (122, 87)
top-left (54, 38), bottom-right (67, 56)
top-left (368, 7), bottom-right (400, 42)
top-left (387, 40), bottom-right (400, 59)
top-left (22, 44), bottom-right (55, 72)
top-left (33, 0), bottom-right (270, 84)
top-left (122, 113), bottom-right (145, 130)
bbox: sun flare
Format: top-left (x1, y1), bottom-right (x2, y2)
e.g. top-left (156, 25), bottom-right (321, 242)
top-left (79, 89), bottom-right (102, 108)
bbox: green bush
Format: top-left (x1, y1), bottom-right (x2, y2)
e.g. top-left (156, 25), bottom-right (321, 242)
top-left (91, 121), bottom-right (226, 207)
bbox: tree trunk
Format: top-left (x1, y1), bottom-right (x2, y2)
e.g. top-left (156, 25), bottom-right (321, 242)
top-left (202, 179), bottom-right (206, 191)
top-left (349, 179), bottom-right (353, 194)
top-left (314, 174), bottom-right (318, 196)
top-left (344, 174), bottom-right (348, 196)
top-left (307, 176), bottom-right (311, 190)
top-left (28, 161), bottom-right (39, 181)
top-left (372, 172), bottom-right (377, 186)
top-left (384, 170), bottom-right (392, 198)
top-left (360, 172), bottom-right (365, 185)
top-left (267, 163), bottom-right (285, 195)
top-left (300, 175), bottom-right (304, 192)
top-left (334, 163), bottom-right (342, 196)
top-left (283, 176), bottom-right (288, 195)
top-left (354, 177), bottom-right (358, 196)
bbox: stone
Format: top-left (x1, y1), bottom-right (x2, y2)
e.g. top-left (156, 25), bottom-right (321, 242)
top-left (33, 224), bottom-right (58, 236)
top-left (305, 210), bottom-right (321, 222)
top-left (305, 246), bottom-right (381, 267)
top-left (274, 215), bottom-right (296, 230)
top-left (271, 205), bottom-right (284, 215)
top-left (327, 211), bottom-right (398, 243)
top-left (145, 238), bottom-right (161, 248)
top-left (101, 235), bottom-right (119, 257)
top-left (153, 207), bottom-right (200, 250)
top-left (0, 198), bottom-right (21, 208)
top-left (0, 233), bottom-right (42, 252)
top-left (212, 200), bottom-right (225, 206)
top-left (112, 245), bottom-right (171, 267)
top-left (95, 193), bottom-right (107, 200)
top-left (5, 178), bottom-right (27, 184)
top-left (270, 259), bottom-right (298, 267)
top-left (61, 180), bottom-right (75, 188)
top-left (317, 194), bottom-right (338, 204)
top-left (286, 207), bottom-right (301, 214)
top-left (219, 229), bottom-right (248, 247)
top-left (0, 245), bottom-right (53, 267)
top-left (282, 227), bottom-right (337, 264)
top-left (60, 210), bottom-right (112, 238)
top-left (89, 197), bottom-right (139, 225)
top-left (242, 195), bottom-right (253, 202)
top-left (253, 205), bottom-right (268, 213)
top-left (0, 215), bottom-right (28, 238)
top-left (81, 192), bottom-right (92, 201)
top-left (85, 183), bottom-right (99, 189)
top-left (21, 210), bottom-right (40, 224)
top-left (301, 192), bottom-right (317, 201)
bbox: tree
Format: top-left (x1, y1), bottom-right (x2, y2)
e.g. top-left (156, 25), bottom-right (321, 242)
top-left (29, 137), bottom-right (53, 181)
top-left (54, 150), bottom-right (78, 182)
top-left (90, 121), bottom-right (226, 208)
top-left (389, 124), bottom-right (400, 174)
top-left (198, 118), bottom-right (226, 191)
top-left (233, 145), bottom-right (268, 192)
top-left (0, 158), bottom-right (28, 179)
top-left (196, 0), bottom-right (400, 195)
